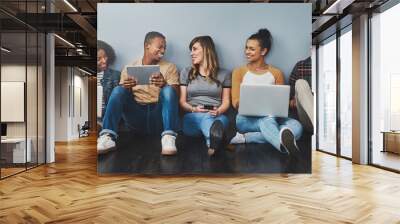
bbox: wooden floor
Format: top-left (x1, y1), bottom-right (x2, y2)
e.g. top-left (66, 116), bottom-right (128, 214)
top-left (1, 167), bottom-right (26, 178)
top-left (1, 136), bottom-right (400, 223)
top-left (98, 132), bottom-right (311, 174)
top-left (372, 150), bottom-right (400, 171)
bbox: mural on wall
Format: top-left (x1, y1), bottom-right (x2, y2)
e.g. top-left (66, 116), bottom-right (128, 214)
top-left (96, 3), bottom-right (313, 174)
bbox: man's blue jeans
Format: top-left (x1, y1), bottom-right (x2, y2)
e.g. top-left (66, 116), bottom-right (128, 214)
top-left (100, 86), bottom-right (179, 138)
top-left (182, 112), bottom-right (229, 147)
top-left (236, 115), bottom-right (303, 153)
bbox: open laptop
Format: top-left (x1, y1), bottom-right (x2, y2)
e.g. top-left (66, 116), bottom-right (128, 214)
top-left (238, 84), bottom-right (290, 117)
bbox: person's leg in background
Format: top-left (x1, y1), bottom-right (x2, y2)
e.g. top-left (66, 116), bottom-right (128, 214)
top-left (256, 116), bottom-right (284, 152)
top-left (234, 115), bottom-right (281, 147)
top-left (158, 85), bottom-right (180, 155)
top-left (236, 115), bottom-right (302, 155)
top-left (182, 112), bottom-right (204, 137)
top-left (98, 86), bottom-right (145, 154)
top-left (232, 115), bottom-right (302, 154)
top-left (182, 112), bottom-right (208, 154)
top-left (295, 79), bottom-right (314, 133)
top-left (224, 106), bottom-right (238, 143)
top-left (231, 115), bottom-right (266, 144)
top-left (243, 132), bottom-right (268, 144)
top-left (258, 116), bottom-right (304, 155)
top-left (182, 112), bottom-right (229, 155)
top-left (159, 85), bottom-right (180, 135)
top-left (276, 117), bottom-right (303, 141)
top-left (277, 116), bottom-right (307, 171)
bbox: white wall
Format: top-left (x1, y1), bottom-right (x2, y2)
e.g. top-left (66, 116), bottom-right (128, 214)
top-left (55, 67), bottom-right (89, 141)
top-left (1, 65), bottom-right (26, 135)
top-left (1, 64), bottom-right (46, 164)
top-left (74, 74), bottom-right (89, 123)
top-left (1, 65), bottom-right (40, 137)
top-left (55, 67), bottom-right (68, 141)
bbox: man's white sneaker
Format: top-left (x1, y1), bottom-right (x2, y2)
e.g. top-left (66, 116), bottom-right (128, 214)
top-left (161, 134), bottom-right (177, 155)
top-left (97, 134), bottom-right (116, 154)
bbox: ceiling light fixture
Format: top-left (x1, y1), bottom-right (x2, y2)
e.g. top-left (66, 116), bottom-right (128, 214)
top-left (323, 0), bottom-right (354, 15)
top-left (63, 0), bottom-right (78, 12)
top-left (78, 67), bottom-right (92, 76)
top-left (54, 34), bottom-right (75, 48)
top-left (1, 47), bottom-right (11, 53)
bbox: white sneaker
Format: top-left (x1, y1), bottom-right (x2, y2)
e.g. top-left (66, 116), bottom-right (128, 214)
top-left (161, 134), bottom-right (177, 155)
top-left (229, 132), bottom-right (246, 144)
top-left (208, 148), bottom-right (215, 156)
top-left (97, 134), bottom-right (116, 154)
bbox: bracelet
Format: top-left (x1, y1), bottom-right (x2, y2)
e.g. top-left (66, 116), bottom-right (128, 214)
top-left (191, 105), bottom-right (195, 113)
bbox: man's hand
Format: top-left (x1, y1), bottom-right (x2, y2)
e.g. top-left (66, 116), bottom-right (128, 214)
top-left (208, 106), bottom-right (220, 117)
top-left (120, 76), bottom-right (137, 89)
top-left (289, 99), bottom-right (297, 110)
top-left (150, 72), bottom-right (166, 88)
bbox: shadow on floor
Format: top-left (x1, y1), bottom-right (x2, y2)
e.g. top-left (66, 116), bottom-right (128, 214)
top-left (98, 132), bottom-right (312, 174)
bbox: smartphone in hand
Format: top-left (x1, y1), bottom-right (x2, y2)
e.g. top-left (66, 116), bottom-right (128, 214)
top-left (203, 105), bottom-right (214, 110)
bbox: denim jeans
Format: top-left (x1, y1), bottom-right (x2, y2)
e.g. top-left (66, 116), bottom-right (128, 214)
top-left (100, 85), bottom-right (179, 138)
top-left (183, 112), bottom-right (229, 147)
top-left (236, 115), bottom-right (303, 153)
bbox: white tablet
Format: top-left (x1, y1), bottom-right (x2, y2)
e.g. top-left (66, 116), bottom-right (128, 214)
top-left (127, 65), bottom-right (160, 85)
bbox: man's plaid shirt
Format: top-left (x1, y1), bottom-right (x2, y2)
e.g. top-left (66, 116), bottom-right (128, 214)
top-left (289, 57), bottom-right (311, 99)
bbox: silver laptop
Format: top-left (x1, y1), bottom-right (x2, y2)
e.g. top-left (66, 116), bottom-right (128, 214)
top-left (238, 84), bottom-right (290, 117)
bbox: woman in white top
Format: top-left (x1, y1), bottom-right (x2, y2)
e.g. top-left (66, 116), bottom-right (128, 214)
top-left (230, 28), bottom-right (303, 156)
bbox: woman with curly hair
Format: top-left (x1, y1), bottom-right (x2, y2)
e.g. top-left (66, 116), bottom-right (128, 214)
top-left (97, 40), bottom-right (121, 119)
top-left (229, 28), bottom-right (303, 156)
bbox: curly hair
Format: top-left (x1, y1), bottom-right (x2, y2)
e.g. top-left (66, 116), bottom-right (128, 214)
top-left (248, 28), bottom-right (272, 54)
top-left (97, 40), bottom-right (116, 66)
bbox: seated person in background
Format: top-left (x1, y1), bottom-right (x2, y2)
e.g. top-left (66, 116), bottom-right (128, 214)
top-left (97, 31), bottom-right (180, 155)
top-left (229, 28), bottom-right (303, 156)
top-left (289, 56), bottom-right (314, 133)
top-left (180, 36), bottom-right (231, 156)
top-left (97, 40), bottom-right (121, 120)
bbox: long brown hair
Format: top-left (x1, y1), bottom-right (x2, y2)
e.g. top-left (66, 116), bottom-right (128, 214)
top-left (188, 36), bottom-right (220, 86)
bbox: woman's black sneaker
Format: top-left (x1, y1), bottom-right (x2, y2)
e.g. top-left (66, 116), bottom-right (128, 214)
top-left (209, 120), bottom-right (225, 154)
top-left (280, 128), bottom-right (300, 156)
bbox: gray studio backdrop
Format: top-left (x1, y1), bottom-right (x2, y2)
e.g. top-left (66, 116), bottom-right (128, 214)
top-left (98, 3), bottom-right (311, 80)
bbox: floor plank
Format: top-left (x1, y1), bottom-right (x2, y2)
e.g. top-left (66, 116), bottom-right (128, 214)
top-left (0, 135), bottom-right (400, 223)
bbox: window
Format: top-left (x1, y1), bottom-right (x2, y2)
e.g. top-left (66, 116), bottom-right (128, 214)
top-left (317, 35), bottom-right (337, 154)
top-left (0, 1), bottom-right (47, 179)
top-left (371, 2), bottom-right (400, 171)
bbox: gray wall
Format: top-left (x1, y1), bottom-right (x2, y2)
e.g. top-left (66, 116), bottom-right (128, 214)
top-left (98, 3), bottom-right (311, 81)
top-left (54, 67), bottom-right (89, 141)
